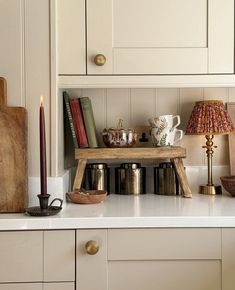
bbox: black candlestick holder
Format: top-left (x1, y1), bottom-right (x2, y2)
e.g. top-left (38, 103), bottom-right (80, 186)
top-left (25, 194), bottom-right (63, 217)
top-left (38, 194), bottom-right (51, 210)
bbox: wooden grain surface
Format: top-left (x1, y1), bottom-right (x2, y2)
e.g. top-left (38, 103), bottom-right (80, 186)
top-left (0, 77), bottom-right (28, 212)
top-left (73, 159), bottom-right (87, 190)
top-left (172, 157), bottom-right (192, 198)
top-left (75, 147), bottom-right (186, 160)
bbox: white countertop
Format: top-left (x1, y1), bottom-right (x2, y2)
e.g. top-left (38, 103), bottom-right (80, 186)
top-left (1, 193), bottom-right (235, 230)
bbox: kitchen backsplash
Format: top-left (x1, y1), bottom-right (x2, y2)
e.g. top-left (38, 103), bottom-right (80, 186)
top-left (65, 87), bottom-right (235, 167)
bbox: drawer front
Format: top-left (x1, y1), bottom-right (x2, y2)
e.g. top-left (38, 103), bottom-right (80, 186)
top-left (108, 228), bottom-right (221, 260)
top-left (0, 231), bottom-right (43, 282)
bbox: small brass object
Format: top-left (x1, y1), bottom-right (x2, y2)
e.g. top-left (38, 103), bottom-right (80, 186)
top-left (94, 54), bottom-right (106, 66)
top-left (85, 240), bottom-right (99, 255)
top-left (199, 184), bottom-right (222, 195)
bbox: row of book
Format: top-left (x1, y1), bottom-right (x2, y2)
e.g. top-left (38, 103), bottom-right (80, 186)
top-left (63, 91), bottom-right (98, 148)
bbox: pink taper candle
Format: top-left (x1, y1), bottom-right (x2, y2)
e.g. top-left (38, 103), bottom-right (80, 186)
top-left (40, 96), bottom-right (47, 195)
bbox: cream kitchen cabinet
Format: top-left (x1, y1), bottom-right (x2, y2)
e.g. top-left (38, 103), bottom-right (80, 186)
top-left (87, 0), bottom-right (234, 75)
top-left (76, 228), bottom-right (222, 290)
top-left (58, 0), bottom-right (234, 83)
top-left (0, 230), bottom-right (75, 287)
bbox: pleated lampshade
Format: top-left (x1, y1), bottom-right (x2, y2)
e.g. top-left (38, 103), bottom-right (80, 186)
top-left (186, 100), bottom-right (234, 135)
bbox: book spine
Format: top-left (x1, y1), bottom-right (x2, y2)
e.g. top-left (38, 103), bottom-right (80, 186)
top-left (69, 98), bottom-right (89, 148)
top-left (79, 97), bottom-right (98, 148)
top-left (63, 91), bottom-right (79, 148)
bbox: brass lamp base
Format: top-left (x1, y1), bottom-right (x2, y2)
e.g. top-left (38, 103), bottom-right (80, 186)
top-left (199, 185), bottom-right (222, 195)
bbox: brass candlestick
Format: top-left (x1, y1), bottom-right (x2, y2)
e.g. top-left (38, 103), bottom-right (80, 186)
top-left (199, 135), bottom-right (222, 195)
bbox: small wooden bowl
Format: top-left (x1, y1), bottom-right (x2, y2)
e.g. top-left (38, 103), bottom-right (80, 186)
top-left (66, 190), bottom-right (107, 204)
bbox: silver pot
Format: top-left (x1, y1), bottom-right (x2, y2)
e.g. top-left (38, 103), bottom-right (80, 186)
top-left (102, 119), bottom-right (137, 148)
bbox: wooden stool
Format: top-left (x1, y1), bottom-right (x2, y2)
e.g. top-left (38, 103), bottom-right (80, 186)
top-left (73, 147), bottom-right (192, 198)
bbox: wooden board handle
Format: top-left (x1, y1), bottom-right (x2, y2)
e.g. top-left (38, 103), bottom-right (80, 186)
top-left (0, 77), bottom-right (7, 107)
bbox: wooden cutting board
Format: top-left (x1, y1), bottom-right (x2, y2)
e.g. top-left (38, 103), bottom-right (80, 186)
top-left (0, 77), bottom-right (28, 212)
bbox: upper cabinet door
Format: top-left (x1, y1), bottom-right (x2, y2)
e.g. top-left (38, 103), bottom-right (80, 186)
top-left (87, 0), bottom-right (234, 75)
top-left (57, 0), bottom-right (86, 75)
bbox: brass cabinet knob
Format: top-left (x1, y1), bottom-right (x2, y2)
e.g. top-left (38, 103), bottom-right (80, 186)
top-left (85, 240), bottom-right (99, 255)
top-left (94, 54), bottom-right (106, 66)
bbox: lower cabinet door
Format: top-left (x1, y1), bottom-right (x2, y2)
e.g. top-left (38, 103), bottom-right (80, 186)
top-left (0, 284), bottom-right (42, 290)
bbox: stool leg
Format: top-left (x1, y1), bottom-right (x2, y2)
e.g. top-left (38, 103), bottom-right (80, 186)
top-left (73, 159), bottom-right (87, 190)
top-left (172, 158), bottom-right (192, 198)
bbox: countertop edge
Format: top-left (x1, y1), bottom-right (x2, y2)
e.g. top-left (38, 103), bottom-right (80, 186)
top-left (1, 216), bottom-right (235, 231)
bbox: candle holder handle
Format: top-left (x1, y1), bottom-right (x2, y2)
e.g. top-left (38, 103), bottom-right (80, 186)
top-left (48, 198), bottom-right (63, 210)
top-left (37, 194), bottom-right (50, 210)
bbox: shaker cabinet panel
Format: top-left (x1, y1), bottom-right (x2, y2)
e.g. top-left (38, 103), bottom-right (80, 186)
top-left (57, 0), bottom-right (86, 75)
top-left (44, 230), bottom-right (75, 282)
top-left (0, 231), bottom-right (43, 283)
top-left (86, 0), bottom-right (234, 75)
top-left (108, 260), bottom-right (221, 290)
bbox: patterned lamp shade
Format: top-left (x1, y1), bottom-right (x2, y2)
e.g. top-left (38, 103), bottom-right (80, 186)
top-left (186, 100), bottom-right (234, 135)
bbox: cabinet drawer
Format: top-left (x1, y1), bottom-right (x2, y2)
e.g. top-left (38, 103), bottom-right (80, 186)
top-left (0, 231), bottom-right (43, 282)
top-left (108, 228), bottom-right (221, 260)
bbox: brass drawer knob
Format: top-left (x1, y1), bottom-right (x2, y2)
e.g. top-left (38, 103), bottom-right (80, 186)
top-left (85, 240), bottom-right (99, 255)
top-left (94, 54), bottom-right (106, 66)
